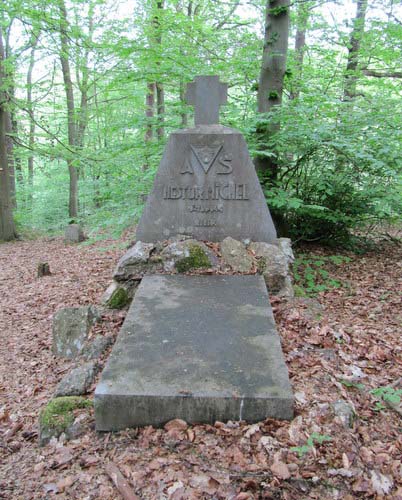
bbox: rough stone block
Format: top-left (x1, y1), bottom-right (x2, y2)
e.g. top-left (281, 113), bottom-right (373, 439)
top-left (54, 361), bottom-right (99, 397)
top-left (52, 306), bottom-right (100, 359)
top-left (95, 275), bottom-right (293, 430)
top-left (221, 237), bottom-right (254, 272)
top-left (113, 241), bottom-right (155, 281)
top-left (249, 241), bottom-right (289, 294)
top-left (161, 239), bottom-right (217, 272)
top-left (64, 224), bottom-right (85, 243)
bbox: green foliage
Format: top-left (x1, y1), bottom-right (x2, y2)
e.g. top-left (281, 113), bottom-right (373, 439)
top-left (371, 386), bottom-right (402, 411)
top-left (39, 397), bottom-right (92, 434)
top-left (291, 433), bottom-right (332, 458)
top-left (268, 5), bottom-right (289, 17)
top-left (293, 253), bottom-right (351, 295)
top-left (340, 379), bottom-right (366, 391)
top-left (175, 244), bottom-right (211, 273)
top-left (251, 94), bottom-right (402, 246)
top-left (3, 0), bottom-right (401, 245)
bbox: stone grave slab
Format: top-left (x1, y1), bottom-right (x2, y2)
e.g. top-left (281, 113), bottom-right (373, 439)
top-left (95, 275), bottom-right (293, 430)
top-left (136, 76), bottom-right (277, 243)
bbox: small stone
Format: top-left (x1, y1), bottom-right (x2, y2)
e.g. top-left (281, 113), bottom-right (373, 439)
top-left (220, 237), bottom-right (254, 273)
top-left (101, 281), bottom-right (137, 309)
top-left (332, 400), bottom-right (355, 428)
top-left (64, 224), bottom-right (85, 243)
top-left (277, 238), bottom-right (295, 263)
top-left (249, 241), bottom-right (289, 293)
top-left (113, 241), bottom-right (155, 281)
top-left (161, 239), bottom-right (216, 272)
top-left (39, 397), bottom-right (92, 446)
top-left (81, 336), bottom-right (113, 361)
top-left (52, 306), bottom-right (100, 359)
top-left (54, 362), bottom-right (99, 397)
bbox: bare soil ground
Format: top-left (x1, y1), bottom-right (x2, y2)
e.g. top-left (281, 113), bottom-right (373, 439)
top-left (0, 235), bottom-right (401, 499)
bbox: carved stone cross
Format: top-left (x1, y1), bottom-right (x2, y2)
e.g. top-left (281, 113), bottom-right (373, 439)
top-left (185, 75), bottom-right (228, 126)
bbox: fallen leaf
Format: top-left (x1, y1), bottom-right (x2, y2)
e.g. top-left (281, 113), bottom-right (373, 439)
top-left (164, 419), bottom-right (188, 431)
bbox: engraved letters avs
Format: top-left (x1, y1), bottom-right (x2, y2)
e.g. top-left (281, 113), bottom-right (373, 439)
top-left (162, 142), bottom-right (250, 227)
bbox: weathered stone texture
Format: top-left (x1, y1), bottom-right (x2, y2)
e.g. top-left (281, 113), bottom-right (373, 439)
top-left (54, 362), bottom-right (99, 397)
top-left (52, 306), bottom-right (100, 359)
top-left (221, 237), bottom-right (254, 273)
top-left (81, 335), bottom-right (113, 361)
top-left (136, 125), bottom-right (277, 243)
top-left (64, 224), bottom-right (85, 243)
top-left (113, 241), bottom-right (155, 281)
top-left (161, 239), bottom-right (217, 272)
top-left (249, 242), bottom-right (290, 294)
top-left (95, 275), bottom-right (293, 430)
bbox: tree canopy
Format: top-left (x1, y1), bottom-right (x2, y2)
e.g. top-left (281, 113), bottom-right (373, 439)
top-left (0, 0), bottom-right (401, 245)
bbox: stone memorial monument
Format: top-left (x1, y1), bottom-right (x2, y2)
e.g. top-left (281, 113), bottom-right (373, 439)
top-left (136, 75), bottom-right (277, 243)
top-left (95, 76), bottom-right (293, 430)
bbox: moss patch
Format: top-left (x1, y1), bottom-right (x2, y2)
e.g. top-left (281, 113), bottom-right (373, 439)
top-left (256, 257), bottom-right (267, 273)
top-left (175, 244), bottom-right (211, 273)
top-left (108, 287), bottom-right (130, 309)
top-left (40, 396), bottom-right (92, 435)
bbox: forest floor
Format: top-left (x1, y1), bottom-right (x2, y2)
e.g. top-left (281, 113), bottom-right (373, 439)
top-left (0, 232), bottom-right (401, 499)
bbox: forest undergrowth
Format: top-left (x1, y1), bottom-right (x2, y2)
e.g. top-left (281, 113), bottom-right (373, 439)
top-left (0, 233), bottom-right (401, 499)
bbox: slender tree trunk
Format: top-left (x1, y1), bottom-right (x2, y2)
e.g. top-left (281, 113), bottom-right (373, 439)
top-left (5, 110), bottom-right (16, 207)
top-left (3, 26), bottom-right (16, 208)
top-left (343, 0), bottom-right (368, 100)
top-left (290, 2), bottom-right (309, 100)
top-left (155, 0), bottom-right (164, 140)
top-left (179, 79), bottom-right (188, 127)
top-left (156, 82), bottom-right (164, 140)
top-left (0, 29), bottom-right (16, 240)
top-left (255, 0), bottom-right (290, 181)
top-left (27, 34), bottom-right (39, 204)
top-left (59, 0), bottom-right (78, 219)
top-left (145, 81), bottom-right (155, 143)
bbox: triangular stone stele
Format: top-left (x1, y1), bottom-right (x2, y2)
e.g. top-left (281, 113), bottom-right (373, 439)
top-left (136, 75), bottom-right (277, 242)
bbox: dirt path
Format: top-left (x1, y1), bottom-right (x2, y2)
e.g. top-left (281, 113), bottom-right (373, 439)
top-left (0, 237), bottom-right (401, 499)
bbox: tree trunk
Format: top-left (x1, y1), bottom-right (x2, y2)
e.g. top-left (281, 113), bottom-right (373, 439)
top-left (27, 38), bottom-right (38, 201)
top-left (5, 110), bottom-right (16, 207)
top-left (179, 79), bottom-right (188, 127)
top-left (290, 1), bottom-right (309, 100)
top-left (155, 0), bottom-right (164, 140)
top-left (145, 81), bottom-right (155, 143)
top-left (255, 0), bottom-right (290, 181)
top-left (343, 0), bottom-right (368, 100)
top-left (0, 29), bottom-right (16, 240)
top-left (59, 0), bottom-right (78, 219)
top-left (156, 82), bottom-right (164, 140)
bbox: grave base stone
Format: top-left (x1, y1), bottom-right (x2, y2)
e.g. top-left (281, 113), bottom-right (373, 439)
top-left (95, 274), bottom-right (293, 430)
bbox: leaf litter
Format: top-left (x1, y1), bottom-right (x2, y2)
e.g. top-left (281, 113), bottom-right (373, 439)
top-left (0, 236), bottom-right (401, 499)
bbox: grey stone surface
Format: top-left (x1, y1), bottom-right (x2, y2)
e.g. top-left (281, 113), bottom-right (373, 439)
top-left (64, 224), bottom-right (85, 243)
top-left (221, 237), bottom-right (254, 273)
top-left (95, 275), bottom-right (293, 430)
top-left (54, 361), bottom-right (99, 397)
top-left (81, 335), bottom-right (113, 361)
top-left (101, 280), bottom-right (138, 309)
top-left (278, 238), bottom-right (295, 264)
top-left (249, 242), bottom-right (289, 294)
top-left (136, 124), bottom-right (277, 243)
top-left (52, 306), bottom-right (100, 359)
top-left (185, 75), bottom-right (227, 126)
top-left (113, 241), bottom-right (155, 281)
top-left (332, 400), bottom-right (355, 428)
top-left (161, 239), bottom-right (217, 272)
